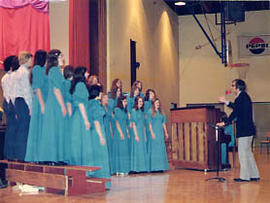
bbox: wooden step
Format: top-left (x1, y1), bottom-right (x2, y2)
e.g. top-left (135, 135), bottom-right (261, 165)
top-left (0, 160), bottom-right (107, 196)
top-left (0, 160), bottom-right (101, 172)
top-left (6, 169), bottom-right (67, 190)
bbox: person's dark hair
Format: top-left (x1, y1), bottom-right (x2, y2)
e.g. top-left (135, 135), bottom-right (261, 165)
top-left (137, 80), bottom-right (143, 91)
top-left (70, 66), bottom-right (86, 94)
top-left (10, 56), bottom-right (20, 71)
top-left (133, 96), bottom-right (144, 111)
top-left (110, 78), bottom-right (122, 93)
top-left (30, 50), bottom-right (47, 84)
top-left (111, 87), bottom-right (122, 99)
top-left (132, 80), bottom-right (143, 92)
top-left (151, 98), bottom-right (162, 117)
top-left (233, 79), bottom-right (246, 91)
top-left (48, 49), bottom-right (61, 58)
top-left (46, 54), bottom-right (58, 75)
top-left (64, 65), bottom-right (74, 80)
top-left (130, 86), bottom-right (139, 98)
top-left (34, 50), bottom-right (47, 67)
top-left (88, 84), bottom-right (103, 100)
top-left (116, 95), bottom-right (127, 112)
top-left (145, 89), bottom-right (156, 101)
top-left (3, 55), bottom-right (16, 72)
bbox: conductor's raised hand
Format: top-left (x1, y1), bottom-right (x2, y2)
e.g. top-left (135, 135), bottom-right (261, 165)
top-left (218, 96), bottom-right (227, 103)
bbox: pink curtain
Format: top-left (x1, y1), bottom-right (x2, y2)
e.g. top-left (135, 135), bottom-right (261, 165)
top-left (69, 0), bottom-right (90, 68)
top-left (0, 0), bottom-right (50, 68)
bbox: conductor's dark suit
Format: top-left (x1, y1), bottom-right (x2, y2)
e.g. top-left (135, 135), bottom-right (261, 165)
top-left (226, 91), bottom-right (255, 137)
top-left (226, 91), bottom-right (259, 180)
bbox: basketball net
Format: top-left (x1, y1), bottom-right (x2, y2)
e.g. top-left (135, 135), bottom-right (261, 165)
top-left (229, 63), bottom-right (250, 80)
top-left (227, 40), bottom-right (250, 79)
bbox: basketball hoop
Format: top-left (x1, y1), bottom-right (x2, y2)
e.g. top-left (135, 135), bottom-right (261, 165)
top-left (228, 63), bottom-right (250, 79)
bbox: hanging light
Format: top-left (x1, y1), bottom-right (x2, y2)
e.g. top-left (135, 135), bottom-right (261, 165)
top-left (174, 1), bottom-right (186, 6)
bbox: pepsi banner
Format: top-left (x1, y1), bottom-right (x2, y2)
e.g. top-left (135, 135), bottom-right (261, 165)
top-left (238, 35), bottom-right (270, 58)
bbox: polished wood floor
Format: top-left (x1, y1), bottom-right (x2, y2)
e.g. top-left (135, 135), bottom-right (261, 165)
top-left (1, 149), bottom-right (270, 203)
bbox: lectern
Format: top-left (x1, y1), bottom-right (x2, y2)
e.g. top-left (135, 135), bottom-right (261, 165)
top-left (170, 107), bottom-right (222, 170)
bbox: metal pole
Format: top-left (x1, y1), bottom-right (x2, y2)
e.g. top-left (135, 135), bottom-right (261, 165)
top-left (192, 14), bottom-right (222, 59)
top-left (220, 2), bottom-right (227, 66)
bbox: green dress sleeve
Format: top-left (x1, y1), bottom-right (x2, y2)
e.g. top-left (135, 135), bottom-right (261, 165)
top-left (162, 113), bottom-right (166, 124)
top-left (147, 109), bottom-right (153, 123)
top-left (130, 109), bottom-right (137, 123)
top-left (114, 108), bottom-right (122, 122)
top-left (32, 65), bottom-right (42, 89)
top-left (91, 101), bottom-right (105, 121)
top-left (49, 66), bottom-right (65, 89)
top-left (73, 82), bottom-right (89, 105)
top-left (108, 98), bottom-right (115, 115)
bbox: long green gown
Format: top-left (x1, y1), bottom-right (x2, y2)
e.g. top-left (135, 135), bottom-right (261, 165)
top-left (103, 99), bottom-right (114, 175)
top-left (130, 108), bottom-right (148, 172)
top-left (147, 109), bottom-right (169, 171)
top-left (25, 65), bottom-right (48, 162)
top-left (88, 99), bottom-right (111, 188)
top-left (127, 96), bottom-right (135, 113)
top-left (38, 66), bottom-right (66, 162)
top-left (62, 79), bottom-right (72, 163)
top-left (144, 100), bottom-right (152, 151)
top-left (69, 82), bottom-right (93, 166)
top-left (112, 107), bottom-right (130, 173)
top-left (127, 96), bottom-right (136, 152)
top-left (144, 100), bottom-right (152, 113)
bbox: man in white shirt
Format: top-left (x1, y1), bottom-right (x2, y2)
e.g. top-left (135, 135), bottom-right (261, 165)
top-left (1, 55), bottom-right (19, 161)
top-left (13, 51), bottom-right (33, 161)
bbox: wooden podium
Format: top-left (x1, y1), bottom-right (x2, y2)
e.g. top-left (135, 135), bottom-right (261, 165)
top-left (170, 107), bottom-right (222, 170)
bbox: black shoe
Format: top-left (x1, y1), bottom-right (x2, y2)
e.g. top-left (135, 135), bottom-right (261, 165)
top-left (151, 170), bottom-right (164, 173)
top-left (250, 178), bottom-right (260, 181)
top-left (234, 178), bottom-right (250, 182)
top-left (0, 180), bottom-right (8, 189)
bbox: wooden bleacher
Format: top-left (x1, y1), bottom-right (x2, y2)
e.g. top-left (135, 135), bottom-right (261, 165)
top-left (0, 160), bottom-right (110, 196)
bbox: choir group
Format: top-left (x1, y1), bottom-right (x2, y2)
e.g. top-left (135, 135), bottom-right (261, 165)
top-left (1, 49), bottom-right (169, 189)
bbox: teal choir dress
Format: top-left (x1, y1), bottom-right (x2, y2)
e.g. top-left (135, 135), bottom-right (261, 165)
top-left (139, 92), bottom-right (145, 99)
top-left (144, 100), bottom-right (152, 113)
top-left (69, 82), bottom-right (93, 166)
top-left (127, 96), bottom-right (136, 143)
top-left (88, 99), bottom-right (111, 188)
top-left (113, 107), bottom-right (130, 173)
top-left (127, 96), bottom-right (136, 113)
top-left (113, 96), bottom-right (119, 108)
top-left (62, 79), bottom-right (72, 163)
top-left (38, 66), bottom-right (66, 162)
top-left (147, 109), bottom-right (169, 171)
top-left (25, 65), bottom-right (48, 162)
top-left (144, 100), bottom-right (152, 146)
top-left (103, 99), bottom-right (114, 174)
top-left (130, 108), bottom-right (148, 172)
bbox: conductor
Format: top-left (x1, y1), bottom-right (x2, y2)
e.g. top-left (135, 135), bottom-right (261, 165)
top-left (217, 79), bottom-right (260, 182)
